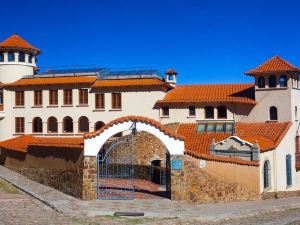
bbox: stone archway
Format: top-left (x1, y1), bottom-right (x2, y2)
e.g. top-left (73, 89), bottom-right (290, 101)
top-left (81, 116), bottom-right (185, 200)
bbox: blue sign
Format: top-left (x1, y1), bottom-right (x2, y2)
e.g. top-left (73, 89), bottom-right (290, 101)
top-left (172, 159), bottom-right (183, 170)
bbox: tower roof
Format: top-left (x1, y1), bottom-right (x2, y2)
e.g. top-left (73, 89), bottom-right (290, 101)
top-left (0, 34), bottom-right (40, 54)
top-left (245, 55), bottom-right (300, 76)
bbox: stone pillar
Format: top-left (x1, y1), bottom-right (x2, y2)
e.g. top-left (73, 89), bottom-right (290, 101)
top-left (82, 156), bottom-right (97, 200)
top-left (170, 154), bottom-right (185, 200)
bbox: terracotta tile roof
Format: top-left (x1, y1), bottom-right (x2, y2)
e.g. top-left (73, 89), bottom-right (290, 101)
top-left (166, 68), bottom-right (178, 75)
top-left (91, 78), bottom-right (172, 89)
top-left (177, 121), bottom-right (291, 158)
top-left (84, 115), bottom-right (184, 141)
top-left (245, 55), bottom-right (300, 75)
top-left (0, 34), bottom-right (40, 53)
top-left (4, 76), bottom-right (97, 88)
top-left (156, 83), bottom-right (256, 106)
top-left (0, 135), bottom-right (83, 152)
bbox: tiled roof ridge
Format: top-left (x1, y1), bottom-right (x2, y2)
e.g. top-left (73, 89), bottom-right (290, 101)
top-left (175, 83), bottom-right (254, 87)
top-left (185, 151), bottom-right (259, 166)
top-left (84, 115), bottom-right (185, 141)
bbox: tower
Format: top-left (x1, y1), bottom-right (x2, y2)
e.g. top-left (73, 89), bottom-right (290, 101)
top-left (0, 34), bottom-right (41, 83)
top-left (165, 68), bottom-right (178, 86)
top-left (244, 55), bottom-right (300, 122)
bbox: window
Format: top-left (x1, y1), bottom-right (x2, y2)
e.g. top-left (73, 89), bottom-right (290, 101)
top-left (94, 121), bottom-right (105, 131)
top-left (49, 90), bottom-right (58, 105)
top-left (28, 54), bottom-right (33, 63)
top-left (263, 160), bottom-right (271, 189)
top-left (295, 106), bottom-right (298, 121)
top-left (0, 90), bottom-right (3, 105)
top-left (34, 90), bottom-right (42, 106)
top-left (111, 93), bottom-right (121, 109)
top-left (18, 51), bottom-right (25, 62)
top-left (286, 154), bottom-right (292, 187)
top-left (15, 117), bottom-right (24, 133)
top-left (162, 106), bottom-right (169, 117)
top-left (169, 75), bottom-right (174, 81)
top-left (79, 89), bottom-right (88, 105)
top-left (15, 91), bottom-right (24, 106)
top-left (47, 117), bottom-right (58, 133)
top-left (197, 122), bottom-right (234, 133)
top-left (63, 90), bottom-right (72, 105)
top-left (8, 51), bottom-right (15, 62)
top-left (32, 117), bottom-right (43, 133)
top-left (189, 106), bottom-right (196, 117)
top-left (205, 106), bottom-right (214, 119)
top-left (63, 116), bottom-right (73, 133)
top-left (268, 75), bottom-right (277, 88)
top-left (269, 106), bottom-right (278, 121)
top-left (257, 76), bottom-right (265, 88)
top-left (95, 93), bottom-right (105, 109)
top-left (0, 52), bottom-right (4, 62)
top-left (217, 106), bottom-right (227, 119)
top-left (78, 116), bottom-right (89, 132)
top-left (279, 75), bottom-right (287, 87)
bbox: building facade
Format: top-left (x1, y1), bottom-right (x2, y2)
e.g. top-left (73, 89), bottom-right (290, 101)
top-left (0, 34), bottom-right (300, 200)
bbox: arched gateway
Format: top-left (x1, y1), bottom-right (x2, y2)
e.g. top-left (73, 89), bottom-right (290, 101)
top-left (82, 116), bottom-right (185, 200)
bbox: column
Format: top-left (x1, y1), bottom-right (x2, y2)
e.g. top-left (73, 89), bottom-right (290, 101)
top-left (82, 156), bottom-right (97, 200)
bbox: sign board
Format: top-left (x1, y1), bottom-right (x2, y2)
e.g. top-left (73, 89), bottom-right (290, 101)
top-left (199, 159), bottom-right (206, 169)
top-left (171, 159), bottom-right (183, 170)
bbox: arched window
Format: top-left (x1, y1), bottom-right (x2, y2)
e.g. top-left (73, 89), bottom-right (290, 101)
top-left (205, 106), bottom-right (214, 119)
top-left (217, 106), bottom-right (227, 119)
top-left (94, 121), bottom-right (105, 131)
top-left (78, 116), bottom-right (89, 132)
top-left (32, 117), bottom-right (43, 133)
top-left (286, 154), bottom-right (292, 186)
top-left (8, 51), bottom-right (15, 62)
top-left (279, 75), bottom-right (287, 87)
top-left (18, 51), bottom-right (25, 62)
top-left (63, 116), bottom-right (73, 133)
top-left (0, 52), bottom-right (4, 62)
top-left (263, 160), bottom-right (271, 189)
top-left (47, 117), bottom-right (58, 133)
top-left (28, 54), bottom-right (33, 63)
top-left (269, 106), bottom-right (278, 121)
top-left (257, 76), bottom-right (265, 88)
top-left (268, 75), bottom-right (277, 88)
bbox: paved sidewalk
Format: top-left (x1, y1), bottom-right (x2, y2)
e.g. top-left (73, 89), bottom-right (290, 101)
top-left (1, 165), bottom-right (300, 222)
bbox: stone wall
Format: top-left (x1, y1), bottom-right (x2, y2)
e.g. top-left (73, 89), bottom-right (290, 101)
top-left (262, 190), bottom-right (300, 199)
top-left (8, 166), bottom-right (83, 197)
top-left (82, 156), bottom-right (97, 200)
top-left (171, 156), bottom-right (260, 203)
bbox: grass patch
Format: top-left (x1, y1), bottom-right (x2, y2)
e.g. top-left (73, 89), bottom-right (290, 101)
top-left (0, 179), bottom-right (19, 194)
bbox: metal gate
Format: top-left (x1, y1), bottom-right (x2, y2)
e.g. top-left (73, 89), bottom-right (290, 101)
top-left (97, 127), bottom-right (136, 200)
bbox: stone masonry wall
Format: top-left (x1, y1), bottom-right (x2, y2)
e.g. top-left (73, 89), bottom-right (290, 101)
top-left (82, 156), bottom-right (97, 200)
top-left (8, 166), bottom-right (83, 198)
top-left (171, 155), bottom-right (260, 203)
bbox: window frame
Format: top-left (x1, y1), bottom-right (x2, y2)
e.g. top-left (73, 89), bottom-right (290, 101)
top-left (18, 51), bottom-right (25, 62)
top-left (63, 89), bottom-right (73, 105)
top-left (257, 76), bottom-right (265, 88)
top-left (32, 117), bottom-right (43, 133)
top-left (15, 117), bottom-right (25, 133)
top-left (49, 90), bottom-right (58, 105)
top-left (205, 106), bottom-right (214, 119)
top-left (286, 154), bottom-right (292, 187)
top-left (15, 91), bottom-right (24, 106)
top-left (0, 52), bottom-right (4, 62)
top-left (268, 75), bottom-right (277, 88)
top-left (95, 93), bottom-right (105, 109)
top-left (269, 106), bottom-right (278, 121)
top-left (217, 105), bottom-right (227, 119)
top-left (79, 89), bottom-right (88, 105)
top-left (34, 90), bottom-right (43, 106)
top-left (111, 93), bottom-right (122, 109)
top-left (263, 160), bottom-right (271, 190)
top-left (94, 121), bottom-right (105, 131)
top-left (47, 116), bottom-right (58, 133)
top-left (188, 106), bottom-right (196, 117)
top-left (279, 75), bottom-right (287, 87)
top-left (8, 51), bottom-right (15, 62)
top-left (63, 116), bottom-right (73, 133)
top-left (162, 106), bottom-right (169, 117)
top-left (78, 116), bottom-right (89, 133)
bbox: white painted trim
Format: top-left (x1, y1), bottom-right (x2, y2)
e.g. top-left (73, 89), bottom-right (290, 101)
top-left (215, 135), bottom-right (253, 147)
top-left (84, 120), bottom-right (184, 156)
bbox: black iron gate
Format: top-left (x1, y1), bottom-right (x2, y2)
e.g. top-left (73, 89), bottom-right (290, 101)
top-left (97, 131), bottom-right (135, 200)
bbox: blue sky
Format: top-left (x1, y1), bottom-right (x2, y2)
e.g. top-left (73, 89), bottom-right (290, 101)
top-left (1, 0), bottom-right (300, 84)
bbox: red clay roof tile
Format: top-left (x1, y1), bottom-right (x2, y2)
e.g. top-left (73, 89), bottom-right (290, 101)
top-left (4, 76), bottom-right (97, 88)
top-left (245, 55), bottom-right (300, 75)
top-left (0, 34), bottom-right (40, 53)
top-left (156, 83), bottom-right (256, 106)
